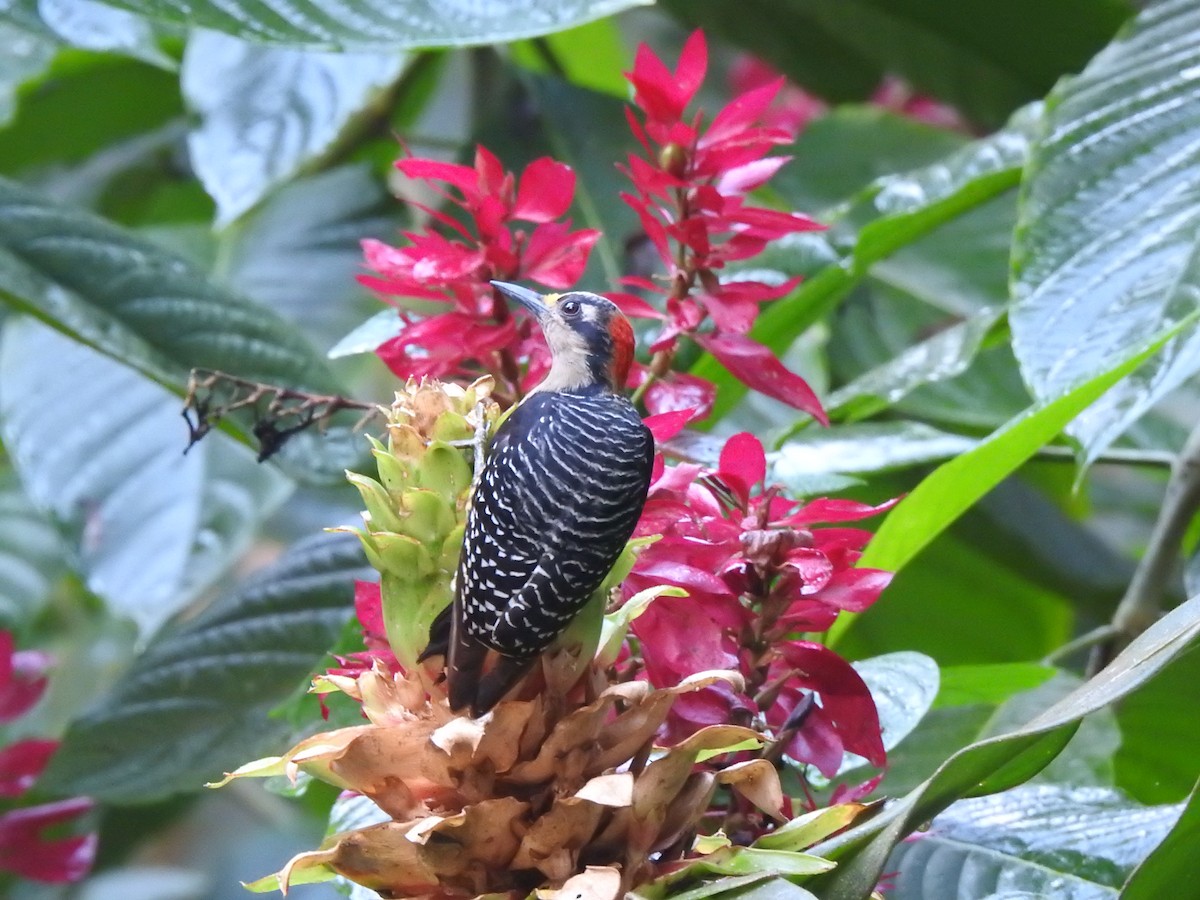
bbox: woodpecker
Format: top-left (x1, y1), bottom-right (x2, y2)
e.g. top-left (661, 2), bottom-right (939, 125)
top-left (421, 281), bottom-right (654, 715)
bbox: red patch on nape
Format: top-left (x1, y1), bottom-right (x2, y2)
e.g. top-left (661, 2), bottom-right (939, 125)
top-left (608, 313), bottom-right (636, 388)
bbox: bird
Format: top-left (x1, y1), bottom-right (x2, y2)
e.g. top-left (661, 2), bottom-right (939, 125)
top-left (420, 281), bottom-right (655, 715)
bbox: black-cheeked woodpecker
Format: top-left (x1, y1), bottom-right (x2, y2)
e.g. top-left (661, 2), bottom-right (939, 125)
top-left (421, 281), bottom-right (654, 715)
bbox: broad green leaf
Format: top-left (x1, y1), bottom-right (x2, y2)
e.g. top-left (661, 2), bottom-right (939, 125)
top-left (841, 318), bottom-right (1189, 599)
top-left (0, 175), bottom-right (363, 482)
top-left (0, 22), bottom-right (55, 127)
top-left (183, 31), bottom-right (409, 225)
top-left (513, 17), bottom-right (628, 98)
top-left (36, 0), bottom-right (173, 67)
top-left (1012, 0), bottom-right (1200, 469)
top-left (934, 663), bottom-right (1056, 709)
top-left (0, 318), bottom-right (292, 634)
top-left (220, 164), bottom-right (395, 350)
top-left (983, 674), bottom-right (1119, 789)
top-left (661, 0), bottom-right (1130, 127)
top-left (812, 592), bottom-right (1200, 899)
top-left (0, 467), bottom-right (66, 629)
top-left (825, 306), bottom-right (1006, 422)
top-left (328, 308), bottom-right (404, 359)
top-left (696, 111), bottom-right (1035, 420)
top-left (773, 422), bottom-right (975, 482)
top-left (1122, 778), bottom-right (1200, 899)
top-left (843, 530), bottom-right (1072, 667)
top-left (828, 287), bottom-right (1028, 432)
top-left (45, 532), bottom-right (371, 802)
top-left (92, 0), bottom-right (650, 47)
top-left (886, 786), bottom-right (1183, 900)
top-left (773, 106), bottom-right (967, 213)
top-left (869, 194), bottom-right (1018, 317)
top-left (0, 55), bottom-right (181, 176)
top-left (1113, 645), bottom-right (1200, 804)
top-left (871, 672), bottom-right (1118, 801)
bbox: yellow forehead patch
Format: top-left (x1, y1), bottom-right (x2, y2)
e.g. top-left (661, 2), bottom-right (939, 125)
top-left (543, 292), bottom-right (562, 306)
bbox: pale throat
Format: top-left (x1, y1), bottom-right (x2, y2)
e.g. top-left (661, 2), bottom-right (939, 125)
top-left (528, 326), bottom-right (611, 394)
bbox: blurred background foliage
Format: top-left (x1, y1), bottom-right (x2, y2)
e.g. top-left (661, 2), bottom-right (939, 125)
top-left (1, 0), bottom-right (1200, 897)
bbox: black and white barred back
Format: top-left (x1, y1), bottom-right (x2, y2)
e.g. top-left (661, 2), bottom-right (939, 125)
top-left (459, 388), bottom-right (654, 658)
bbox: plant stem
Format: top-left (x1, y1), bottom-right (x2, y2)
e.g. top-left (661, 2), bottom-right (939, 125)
top-left (1088, 419), bottom-right (1200, 674)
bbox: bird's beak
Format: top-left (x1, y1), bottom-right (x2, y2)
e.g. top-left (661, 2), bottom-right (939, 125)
top-left (491, 281), bottom-right (550, 322)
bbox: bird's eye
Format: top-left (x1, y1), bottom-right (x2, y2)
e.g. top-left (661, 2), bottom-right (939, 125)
top-left (560, 299), bottom-right (582, 316)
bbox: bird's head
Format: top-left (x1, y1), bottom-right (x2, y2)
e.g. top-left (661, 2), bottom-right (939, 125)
top-left (492, 281), bottom-right (635, 394)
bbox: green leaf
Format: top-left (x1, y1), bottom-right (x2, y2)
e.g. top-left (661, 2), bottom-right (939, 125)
top-left (45, 532), bottom-right (371, 802)
top-left (0, 467), bottom-right (66, 630)
top-left (0, 175), bottom-right (364, 482)
top-left (695, 112), bottom-right (1034, 420)
top-left (35, 0), bottom-right (173, 67)
top-left (869, 194), bottom-right (1018, 317)
top-left (1011, 0), bottom-right (1200, 468)
top-left (826, 306), bottom-right (1006, 422)
top-left (1113, 645), bottom-right (1200, 804)
top-left (513, 18), bottom-right (628, 98)
top-left (886, 785), bottom-right (1182, 899)
top-left (183, 31), bottom-right (409, 225)
top-left (843, 532), bottom-right (1073, 666)
top-left (0, 22), bottom-right (56, 127)
top-left (220, 164), bottom-right (395, 351)
top-left (934, 663), bottom-right (1056, 709)
top-left (92, 0), bottom-right (650, 47)
top-left (0, 55), bottom-right (181, 176)
top-left (773, 422), bottom-right (975, 483)
top-left (1122, 778), bottom-right (1200, 899)
top-left (0, 317), bottom-right (292, 635)
top-left (774, 107), bottom-right (968, 213)
top-left (843, 316), bottom-right (1190, 591)
top-left (661, 0), bottom-right (1131, 127)
top-left (812, 592), bottom-right (1200, 899)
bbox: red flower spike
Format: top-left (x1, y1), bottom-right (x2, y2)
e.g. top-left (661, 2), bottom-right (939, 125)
top-left (626, 430), bottom-right (894, 784)
top-left (364, 149), bottom-right (597, 384)
top-left (0, 739), bottom-right (58, 797)
top-left (0, 797), bottom-right (96, 883)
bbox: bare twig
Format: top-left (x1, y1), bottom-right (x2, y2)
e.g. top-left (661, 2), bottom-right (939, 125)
top-left (182, 369), bottom-right (380, 461)
top-left (1088, 419), bottom-right (1200, 674)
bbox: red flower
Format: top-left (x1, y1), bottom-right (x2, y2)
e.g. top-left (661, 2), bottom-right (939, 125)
top-left (0, 798), bottom-right (96, 883)
top-left (0, 632), bottom-right (95, 885)
top-left (0, 739), bottom-right (58, 797)
top-left (872, 75), bottom-right (968, 131)
top-left (619, 31), bottom-right (827, 421)
top-left (362, 148), bottom-right (599, 390)
top-left (325, 581), bottom-right (399, 685)
top-left (626, 434), bottom-right (894, 775)
top-left (0, 631), bottom-right (50, 723)
top-left (729, 55), bottom-right (827, 135)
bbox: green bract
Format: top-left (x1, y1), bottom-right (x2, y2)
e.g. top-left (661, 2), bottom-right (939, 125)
top-left (335, 376), bottom-right (498, 670)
